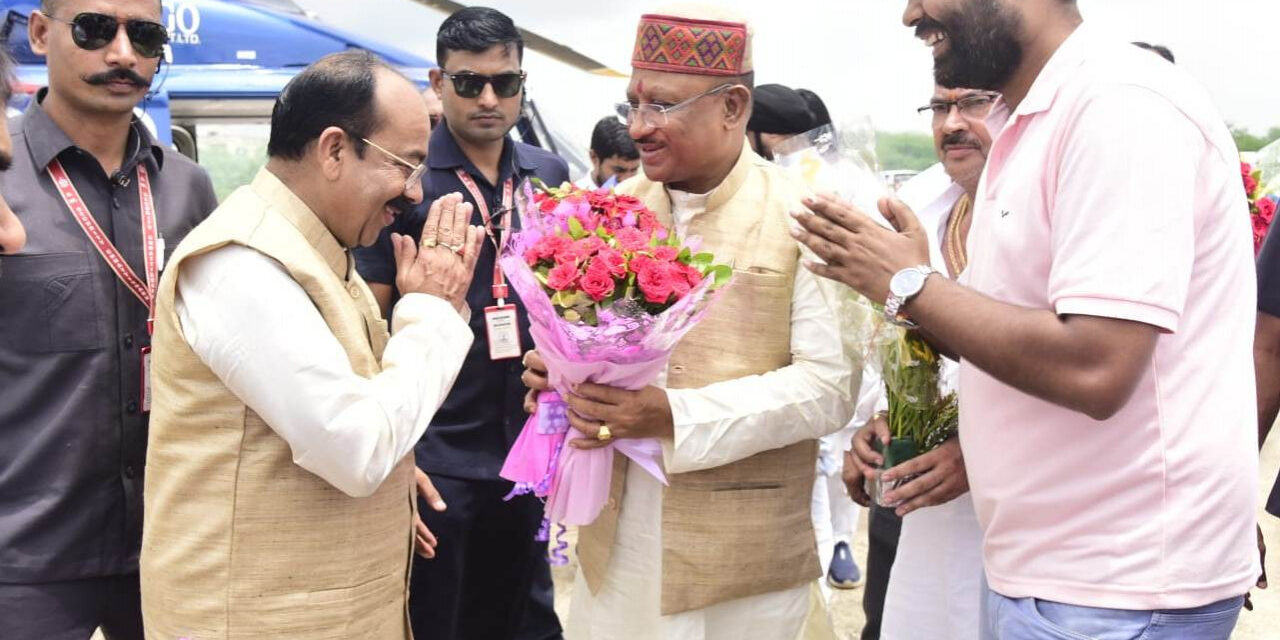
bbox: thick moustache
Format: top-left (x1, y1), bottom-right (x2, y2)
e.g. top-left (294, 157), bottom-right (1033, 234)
top-left (85, 70), bottom-right (148, 88)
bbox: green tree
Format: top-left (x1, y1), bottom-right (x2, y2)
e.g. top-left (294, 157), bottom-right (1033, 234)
top-left (877, 131), bottom-right (937, 172)
top-left (1231, 125), bottom-right (1280, 153)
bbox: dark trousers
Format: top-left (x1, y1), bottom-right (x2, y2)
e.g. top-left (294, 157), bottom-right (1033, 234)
top-left (410, 475), bottom-right (562, 640)
top-left (0, 573), bottom-right (143, 640)
top-left (860, 505), bottom-right (903, 640)
top-left (517, 543), bottom-right (562, 640)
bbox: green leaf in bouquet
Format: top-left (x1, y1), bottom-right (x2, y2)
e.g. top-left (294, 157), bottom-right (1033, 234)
top-left (567, 216), bottom-right (586, 239)
top-left (709, 264), bottom-right (733, 288)
top-left (561, 290), bottom-right (591, 308)
top-left (580, 305), bottom-right (600, 326)
top-left (562, 308), bottom-right (582, 323)
top-left (677, 247), bottom-right (692, 262)
top-left (920, 393), bottom-right (959, 452)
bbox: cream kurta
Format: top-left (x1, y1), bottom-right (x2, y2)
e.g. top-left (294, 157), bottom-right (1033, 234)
top-left (567, 182), bottom-right (852, 639)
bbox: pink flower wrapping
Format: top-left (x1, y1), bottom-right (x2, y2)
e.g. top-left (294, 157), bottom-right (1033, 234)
top-left (498, 181), bottom-right (731, 527)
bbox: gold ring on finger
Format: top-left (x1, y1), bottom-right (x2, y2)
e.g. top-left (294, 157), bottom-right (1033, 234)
top-left (596, 425), bottom-right (613, 442)
top-left (421, 237), bottom-right (438, 249)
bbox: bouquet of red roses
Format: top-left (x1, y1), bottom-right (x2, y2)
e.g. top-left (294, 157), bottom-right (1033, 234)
top-left (1244, 160), bottom-right (1279, 254)
top-left (499, 182), bottom-right (731, 530)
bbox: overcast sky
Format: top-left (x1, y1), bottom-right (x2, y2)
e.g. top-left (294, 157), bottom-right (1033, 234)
top-left (295, 0), bottom-right (1280, 154)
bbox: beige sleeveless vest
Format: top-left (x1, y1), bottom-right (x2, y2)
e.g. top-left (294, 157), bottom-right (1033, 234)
top-left (140, 170), bottom-right (413, 639)
top-left (579, 145), bottom-right (822, 615)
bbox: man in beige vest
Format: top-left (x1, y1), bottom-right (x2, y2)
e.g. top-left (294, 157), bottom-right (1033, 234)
top-left (523, 9), bottom-right (854, 639)
top-left (140, 51), bottom-right (483, 639)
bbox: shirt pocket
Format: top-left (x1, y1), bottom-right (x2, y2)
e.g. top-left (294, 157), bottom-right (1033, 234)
top-left (0, 252), bottom-right (105, 353)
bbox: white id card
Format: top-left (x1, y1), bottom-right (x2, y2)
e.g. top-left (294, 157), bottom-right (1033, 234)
top-left (140, 346), bottom-right (152, 413)
top-left (485, 304), bottom-right (523, 360)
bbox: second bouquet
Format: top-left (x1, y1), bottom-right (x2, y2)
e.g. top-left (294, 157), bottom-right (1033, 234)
top-left (499, 182), bottom-right (732, 528)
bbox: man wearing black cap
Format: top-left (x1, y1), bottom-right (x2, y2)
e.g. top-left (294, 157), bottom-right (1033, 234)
top-left (747, 83), bottom-right (814, 160)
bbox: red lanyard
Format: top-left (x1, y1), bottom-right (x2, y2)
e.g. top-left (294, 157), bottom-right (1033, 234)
top-left (47, 159), bottom-right (160, 335)
top-left (455, 169), bottom-right (513, 304)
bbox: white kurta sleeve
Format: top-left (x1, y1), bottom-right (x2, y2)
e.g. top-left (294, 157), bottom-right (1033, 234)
top-left (175, 244), bottom-right (473, 498)
top-left (663, 261), bottom-right (855, 474)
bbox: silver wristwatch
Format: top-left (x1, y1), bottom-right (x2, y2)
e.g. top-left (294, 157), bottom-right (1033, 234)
top-left (884, 265), bottom-right (938, 328)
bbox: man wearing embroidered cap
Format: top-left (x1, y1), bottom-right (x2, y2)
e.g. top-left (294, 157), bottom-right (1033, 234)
top-left (522, 7), bottom-right (854, 639)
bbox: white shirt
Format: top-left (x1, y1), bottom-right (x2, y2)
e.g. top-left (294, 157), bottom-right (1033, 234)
top-left (897, 163), bottom-right (964, 392)
top-left (566, 187), bottom-right (854, 639)
top-left (878, 165), bottom-right (984, 640)
top-left (174, 244), bottom-right (473, 498)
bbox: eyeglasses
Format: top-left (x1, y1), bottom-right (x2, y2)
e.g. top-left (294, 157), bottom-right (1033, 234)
top-left (46, 12), bottom-right (169, 59)
top-left (616, 83), bottom-right (734, 129)
top-left (917, 93), bottom-right (999, 122)
top-left (441, 71), bottom-right (526, 99)
top-left (360, 137), bottom-right (427, 192)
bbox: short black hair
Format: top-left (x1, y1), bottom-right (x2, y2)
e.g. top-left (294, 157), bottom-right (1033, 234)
top-left (589, 117), bottom-right (637, 161)
top-left (1133, 42), bottom-right (1175, 64)
top-left (796, 88), bottom-right (831, 128)
top-left (268, 50), bottom-right (403, 161)
top-left (436, 6), bottom-right (523, 68)
top-left (42, 0), bottom-right (163, 15)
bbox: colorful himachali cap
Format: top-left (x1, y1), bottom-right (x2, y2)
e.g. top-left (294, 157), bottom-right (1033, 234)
top-left (632, 11), bottom-right (753, 76)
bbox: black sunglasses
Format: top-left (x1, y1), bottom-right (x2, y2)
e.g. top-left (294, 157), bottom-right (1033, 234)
top-left (50, 12), bottom-right (169, 59)
top-left (442, 71), bottom-right (526, 99)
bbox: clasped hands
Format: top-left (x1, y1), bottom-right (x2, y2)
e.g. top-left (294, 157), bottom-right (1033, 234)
top-left (520, 350), bottom-right (674, 449)
top-left (390, 192), bottom-right (484, 314)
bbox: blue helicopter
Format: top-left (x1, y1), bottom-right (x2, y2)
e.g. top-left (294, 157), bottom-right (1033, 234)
top-left (1, 0), bottom-right (593, 185)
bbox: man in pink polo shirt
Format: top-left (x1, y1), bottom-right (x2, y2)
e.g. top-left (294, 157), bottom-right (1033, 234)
top-left (792, 0), bottom-right (1259, 637)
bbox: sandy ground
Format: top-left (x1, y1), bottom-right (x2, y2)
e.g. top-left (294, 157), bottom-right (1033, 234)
top-left (94, 435), bottom-right (1280, 639)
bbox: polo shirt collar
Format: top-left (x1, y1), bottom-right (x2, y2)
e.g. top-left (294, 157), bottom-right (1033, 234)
top-left (23, 88), bottom-right (166, 174)
top-left (426, 124), bottom-right (537, 181)
top-left (1005, 22), bottom-right (1094, 119)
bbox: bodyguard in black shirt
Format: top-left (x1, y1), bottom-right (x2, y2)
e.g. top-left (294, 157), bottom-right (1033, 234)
top-left (0, 3), bottom-right (216, 638)
top-left (355, 7), bottom-right (568, 640)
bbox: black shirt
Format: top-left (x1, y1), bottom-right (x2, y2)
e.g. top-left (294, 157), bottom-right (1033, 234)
top-left (1258, 230), bottom-right (1280, 517)
top-left (0, 94), bottom-right (217, 582)
top-left (354, 125), bottom-right (569, 480)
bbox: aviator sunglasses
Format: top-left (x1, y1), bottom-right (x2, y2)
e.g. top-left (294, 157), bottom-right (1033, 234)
top-left (47, 12), bottom-right (169, 59)
top-left (441, 71), bottom-right (526, 99)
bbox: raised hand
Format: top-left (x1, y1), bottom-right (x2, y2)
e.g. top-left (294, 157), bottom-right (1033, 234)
top-left (791, 195), bottom-right (931, 303)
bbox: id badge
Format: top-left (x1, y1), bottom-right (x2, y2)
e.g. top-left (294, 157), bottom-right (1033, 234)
top-left (140, 346), bottom-right (152, 413)
top-left (485, 305), bottom-right (523, 360)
